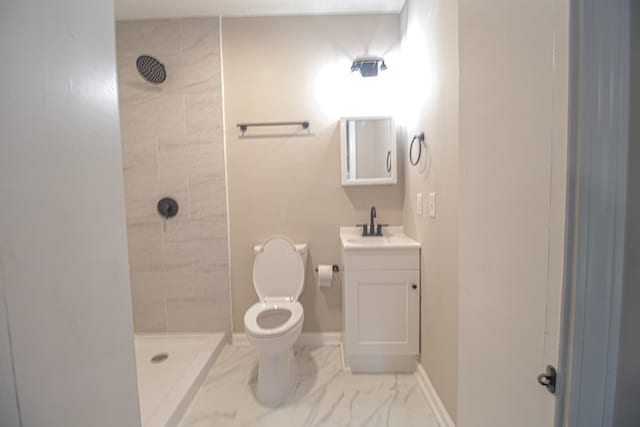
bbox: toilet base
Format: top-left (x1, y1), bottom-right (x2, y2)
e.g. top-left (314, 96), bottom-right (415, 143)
top-left (255, 347), bottom-right (298, 406)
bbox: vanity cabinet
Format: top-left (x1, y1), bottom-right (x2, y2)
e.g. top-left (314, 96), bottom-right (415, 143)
top-left (340, 227), bottom-right (421, 373)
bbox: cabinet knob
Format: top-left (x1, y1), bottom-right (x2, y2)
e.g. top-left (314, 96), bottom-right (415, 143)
top-left (412, 283), bottom-right (418, 289)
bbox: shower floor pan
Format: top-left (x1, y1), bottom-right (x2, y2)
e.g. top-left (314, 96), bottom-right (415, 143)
top-left (134, 333), bottom-right (226, 427)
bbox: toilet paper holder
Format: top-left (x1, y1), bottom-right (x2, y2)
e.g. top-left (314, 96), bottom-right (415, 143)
top-left (315, 264), bottom-right (340, 273)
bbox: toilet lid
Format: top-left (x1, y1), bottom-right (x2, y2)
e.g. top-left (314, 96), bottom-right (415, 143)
top-left (253, 236), bottom-right (304, 301)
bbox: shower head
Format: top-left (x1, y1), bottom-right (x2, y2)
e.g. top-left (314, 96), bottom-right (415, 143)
top-left (136, 55), bottom-right (166, 85)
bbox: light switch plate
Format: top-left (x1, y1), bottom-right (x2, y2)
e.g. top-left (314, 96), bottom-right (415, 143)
top-left (417, 193), bottom-right (423, 216)
top-left (428, 192), bottom-right (436, 218)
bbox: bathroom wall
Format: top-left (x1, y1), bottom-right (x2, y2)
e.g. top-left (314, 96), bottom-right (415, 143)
top-left (457, 0), bottom-right (569, 425)
top-left (0, 0), bottom-right (141, 425)
top-left (400, 0), bottom-right (459, 419)
top-left (116, 18), bottom-right (231, 333)
top-left (221, 15), bottom-right (404, 333)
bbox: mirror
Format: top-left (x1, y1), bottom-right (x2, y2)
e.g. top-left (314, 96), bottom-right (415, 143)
top-left (340, 117), bottom-right (396, 186)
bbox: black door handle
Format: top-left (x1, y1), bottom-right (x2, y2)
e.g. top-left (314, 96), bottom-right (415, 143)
top-left (537, 365), bottom-right (557, 394)
top-left (411, 283), bottom-right (418, 290)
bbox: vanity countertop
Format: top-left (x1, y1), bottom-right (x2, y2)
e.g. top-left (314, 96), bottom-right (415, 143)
top-left (340, 226), bottom-right (421, 251)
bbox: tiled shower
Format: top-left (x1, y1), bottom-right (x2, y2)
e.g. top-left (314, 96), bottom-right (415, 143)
top-left (115, 18), bottom-right (230, 334)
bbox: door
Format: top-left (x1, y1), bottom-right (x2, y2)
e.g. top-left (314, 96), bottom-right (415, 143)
top-left (346, 270), bottom-right (419, 355)
top-left (457, 1), bottom-right (569, 426)
top-left (562, 1), bottom-right (632, 426)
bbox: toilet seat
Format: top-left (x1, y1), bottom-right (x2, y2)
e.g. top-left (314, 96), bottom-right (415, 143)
top-left (244, 301), bottom-right (303, 338)
top-left (252, 236), bottom-right (305, 301)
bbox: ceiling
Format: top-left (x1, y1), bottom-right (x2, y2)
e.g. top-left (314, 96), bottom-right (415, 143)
top-left (114, 0), bottom-right (406, 21)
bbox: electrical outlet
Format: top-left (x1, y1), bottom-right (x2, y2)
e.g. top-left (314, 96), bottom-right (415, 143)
top-left (429, 192), bottom-right (436, 218)
top-left (417, 193), bottom-right (423, 216)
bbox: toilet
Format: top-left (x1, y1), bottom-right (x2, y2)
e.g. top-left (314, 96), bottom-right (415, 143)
top-left (244, 236), bottom-right (307, 406)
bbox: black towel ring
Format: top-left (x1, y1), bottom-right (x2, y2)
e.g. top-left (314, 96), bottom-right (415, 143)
top-left (409, 133), bottom-right (425, 166)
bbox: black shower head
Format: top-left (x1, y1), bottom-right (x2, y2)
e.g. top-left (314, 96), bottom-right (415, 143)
top-left (136, 55), bottom-right (166, 85)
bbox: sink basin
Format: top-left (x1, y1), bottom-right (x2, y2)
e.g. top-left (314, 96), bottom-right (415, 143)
top-left (344, 235), bottom-right (413, 246)
top-left (340, 226), bottom-right (420, 250)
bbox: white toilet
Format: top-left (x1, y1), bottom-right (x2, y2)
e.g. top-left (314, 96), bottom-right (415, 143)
top-left (244, 236), bottom-right (307, 406)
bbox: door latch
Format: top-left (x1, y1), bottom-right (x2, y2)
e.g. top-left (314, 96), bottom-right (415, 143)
top-left (537, 365), bottom-right (557, 394)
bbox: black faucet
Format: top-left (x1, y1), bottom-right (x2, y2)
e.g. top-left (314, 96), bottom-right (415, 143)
top-left (369, 206), bottom-right (376, 235)
top-left (356, 206), bottom-right (388, 236)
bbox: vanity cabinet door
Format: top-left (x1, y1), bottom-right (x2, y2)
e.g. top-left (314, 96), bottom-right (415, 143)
top-left (345, 269), bottom-right (420, 356)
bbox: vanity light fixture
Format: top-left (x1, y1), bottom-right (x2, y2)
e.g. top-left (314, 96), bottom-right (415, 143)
top-left (350, 56), bottom-right (388, 77)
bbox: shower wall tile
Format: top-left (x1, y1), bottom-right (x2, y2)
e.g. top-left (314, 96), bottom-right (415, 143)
top-left (163, 218), bottom-right (228, 242)
top-left (162, 238), bottom-right (229, 272)
top-left (117, 97), bottom-right (152, 130)
top-left (124, 176), bottom-right (188, 224)
top-left (158, 142), bottom-right (223, 180)
top-left (127, 222), bottom-right (163, 270)
top-left (121, 137), bottom-right (158, 172)
top-left (181, 18), bottom-right (221, 54)
top-left (132, 297), bottom-right (167, 333)
top-left (115, 67), bottom-right (162, 107)
top-left (166, 297), bottom-right (228, 333)
top-left (193, 239), bottom-right (230, 272)
top-left (163, 52), bottom-right (221, 95)
top-left (193, 270), bottom-right (230, 299)
top-left (189, 176), bottom-right (227, 218)
top-left (153, 95), bottom-right (188, 140)
top-left (116, 19), bottom-right (181, 57)
top-left (117, 17), bottom-right (230, 334)
top-left (185, 93), bottom-right (222, 138)
top-left (130, 265), bottom-right (194, 300)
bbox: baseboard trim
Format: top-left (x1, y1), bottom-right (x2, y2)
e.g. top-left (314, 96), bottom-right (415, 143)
top-left (231, 332), bottom-right (342, 347)
top-left (296, 332), bottom-right (342, 346)
top-left (231, 332), bottom-right (250, 346)
top-left (415, 363), bottom-right (456, 427)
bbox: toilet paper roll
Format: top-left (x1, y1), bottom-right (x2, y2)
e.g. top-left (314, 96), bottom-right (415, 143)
top-left (317, 264), bottom-right (333, 288)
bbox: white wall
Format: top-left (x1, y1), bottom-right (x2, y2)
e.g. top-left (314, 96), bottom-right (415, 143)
top-left (222, 15), bottom-right (404, 333)
top-left (400, 0), bottom-right (460, 419)
top-left (0, 0), bottom-right (142, 426)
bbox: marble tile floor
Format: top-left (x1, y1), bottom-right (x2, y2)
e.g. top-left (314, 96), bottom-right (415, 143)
top-left (178, 345), bottom-right (439, 427)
